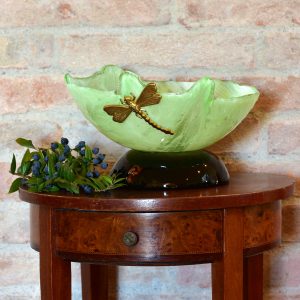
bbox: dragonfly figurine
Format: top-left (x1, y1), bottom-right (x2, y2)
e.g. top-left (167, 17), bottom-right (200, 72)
top-left (103, 82), bottom-right (175, 135)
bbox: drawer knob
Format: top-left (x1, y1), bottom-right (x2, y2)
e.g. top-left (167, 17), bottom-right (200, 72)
top-left (123, 231), bottom-right (138, 247)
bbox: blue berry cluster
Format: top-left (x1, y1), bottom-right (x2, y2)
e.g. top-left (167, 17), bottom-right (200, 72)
top-left (9, 137), bottom-right (125, 195)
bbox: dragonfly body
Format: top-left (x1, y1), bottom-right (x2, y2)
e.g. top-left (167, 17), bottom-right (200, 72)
top-left (123, 96), bottom-right (140, 113)
top-left (104, 83), bottom-right (175, 135)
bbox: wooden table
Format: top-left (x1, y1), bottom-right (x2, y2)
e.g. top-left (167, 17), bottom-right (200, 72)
top-left (19, 173), bottom-right (294, 300)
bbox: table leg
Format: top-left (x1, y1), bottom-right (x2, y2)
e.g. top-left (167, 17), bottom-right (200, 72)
top-left (211, 208), bottom-right (244, 300)
top-left (39, 206), bottom-right (71, 300)
top-left (81, 264), bottom-right (110, 300)
top-left (243, 254), bottom-right (263, 300)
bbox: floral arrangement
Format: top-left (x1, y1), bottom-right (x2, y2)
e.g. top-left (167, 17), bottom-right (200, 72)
top-left (8, 137), bottom-right (125, 194)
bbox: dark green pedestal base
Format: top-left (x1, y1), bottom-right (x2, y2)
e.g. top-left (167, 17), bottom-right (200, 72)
top-left (111, 150), bottom-right (229, 189)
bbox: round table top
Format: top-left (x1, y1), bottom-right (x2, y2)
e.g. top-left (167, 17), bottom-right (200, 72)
top-left (19, 172), bottom-right (295, 212)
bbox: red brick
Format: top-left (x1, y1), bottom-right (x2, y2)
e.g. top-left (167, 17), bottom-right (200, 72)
top-left (264, 289), bottom-right (300, 300)
top-left (0, 76), bottom-right (71, 114)
top-left (259, 32), bottom-right (300, 70)
top-left (264, 243), bottom-right (300, 288)
top-left (0, 34), bottom-right (54, 69)
top-left (282, 204), bottom-right (300, 242)
top-left (0, 0), bottom-right (170, 28)
top-left (208, 113), bottom-right (261, 154)
top-left (1, 120), bottom-right (63, 158)
top-left (225, 157), bottom-right (297, 176)
top-left (176, 264), bottom-right (210, 288)
top-left (225, 161), bottom-right (300, 196)
top-left (235, 76), bottom-right (300, 112)
top-left (0, 36), bottom-right (27, 68)
top-left (0, 163), bottom-right (16, 199)
top-left (268, 120), bottom-right (300, 155)
top-left (0, 285), bottom-right (40, 300)
top-left (117, 265), bottom-right (211, 298)
top-left (0, 244), bottom-right (39, 286)
top-left (0, 200), bottom-right (30, 243)
top-left (119, 266), bottom-right (172, 285)
top-left (177, 0), bottom-right (300, 28)
top-left (28, 35), bottom-right (54, 69)
top-left (116, 294), bottom-right (211, 300)
top-left (291, 181), bottom-right (299, 197)
top-left (59, 32), bottom-right (256, 70)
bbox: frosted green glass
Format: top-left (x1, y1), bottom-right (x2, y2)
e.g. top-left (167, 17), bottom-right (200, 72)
top-left (65, 65), bottom-right (259, 152)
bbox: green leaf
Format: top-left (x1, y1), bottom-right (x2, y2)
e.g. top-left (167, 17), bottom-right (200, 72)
top-left (110, 182), bottom-right (125, 189)
top-left (47, 151), bottom-right (56, 176)
top-left (18, 161), bottom-right (32, 176)
top-left (27, 177), bottom-right (44, 186)
top-left (55, 179), bottom-right (79, 194)
top-left (17, 149), bottom-right (33, 175)
top-left (34, 178), bottom-right (55, 192)
top-left (57, 143), bottom-right (64, 152)
top-left (80, 163), bottom-right (87, 177)
top-left (76, 176), bottom-right (99, 189)
top-left (38, 149), bottom-right (45, 159)
top-left (10, 154), bottom-right (16, 174)
top-left (74, 176), bottom-right (99, 190)
top-left (8, 177), bottom-right (22, 193)
top-left (90, 177), bottom-right (106, 190)
top-left (85, 145), bottom-right (93, 161)
top-left (113, 177), bottom-right (126, 184)
top-left (38, 182), bottom-right (48, 192)
top-left (58, 164), bottom-right (75, 181)
top-left (45, 185), bottom-right (60, 192)
top-left (28, 186), bottom-right (39, 192)
top-left (70, 159), bottom-right (81, 175)
top-left (100, 175), bottom-right (113, 185)
top-left (108, 183), bottom-right (126, 190)
top-left (16, 138), bottom-right (36, 149)
top-left (21, 149), bottom-right (32, 165)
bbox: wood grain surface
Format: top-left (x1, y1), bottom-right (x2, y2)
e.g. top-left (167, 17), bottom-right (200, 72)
top-left (212, 208), bottom-right (244, 300)
top-left (29, 202), bottom-right (283, 264)
top-left (39, 206), bottom-right (71, 299)
top-left (244, 201), bottom-right (281, 250)
top-left (54, 211), bottom-right (223, 258)
top-left (19, 173), bottom-right (295, 212)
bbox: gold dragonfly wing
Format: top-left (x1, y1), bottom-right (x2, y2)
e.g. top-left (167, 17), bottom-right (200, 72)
top-left (136, 82), bottom-right (161, 107)
top-left (103, 105), bottom-right (132, 123)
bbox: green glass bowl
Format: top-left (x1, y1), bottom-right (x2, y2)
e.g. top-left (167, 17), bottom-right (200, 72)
top-left (65, 65), bottom-right (259, 152)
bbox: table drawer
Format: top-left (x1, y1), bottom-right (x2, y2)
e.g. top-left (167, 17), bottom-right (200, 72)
top-left (54, 210), bottom-right (223, 258)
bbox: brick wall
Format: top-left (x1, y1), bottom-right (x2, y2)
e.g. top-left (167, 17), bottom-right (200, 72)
top-left (0, 1), bottom-right (299, 299)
